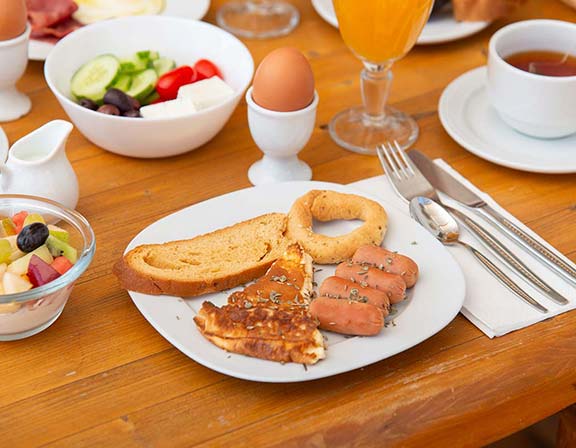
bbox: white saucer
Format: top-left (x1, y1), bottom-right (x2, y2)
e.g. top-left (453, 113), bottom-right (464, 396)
top-left (439, 67), bottom-right (576, 174)
top-left (28, 0), bottom-right (210, 61)
top-left (310, 0), bottom-right (491, 45)
top-left (419, 8), bottom-right (490, 45)
top-left (311, 0), bottom-right (338, 28)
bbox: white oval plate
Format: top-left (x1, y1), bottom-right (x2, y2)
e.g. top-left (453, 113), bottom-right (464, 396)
top-left (439, 67), bottom-right (576, 174)
top-left (311, 0), bottom-right (490, 45)
top-left (28, 0), bottom-right (210, 61)
top-left (125, 181), bottom-right (465, 383)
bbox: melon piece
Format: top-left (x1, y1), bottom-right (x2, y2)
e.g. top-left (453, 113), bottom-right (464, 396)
top-left (23, 213), bottom-right (45, 227)
top-left (0, 239), bottom-right (12, 264)
top-left (51, 256), bottom-right (73, 275)
top-left (7, 245), bottom-right (53, 276)
top-left (12, 211), bottom-right (28, 233)
top-left (3, 272), bottom-right (32, 294)
top-left (3, 236), bottom-right (17, 251)
top-left (0, 218), bottom-right (16, 237)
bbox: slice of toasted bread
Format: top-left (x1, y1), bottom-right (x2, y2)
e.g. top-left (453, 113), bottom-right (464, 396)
top-left (194, 244), bottom-right (326, 365)
top-left (453, 0), bottom-right (526, 21)
top-left (113, 213), bottom-right (288, 297)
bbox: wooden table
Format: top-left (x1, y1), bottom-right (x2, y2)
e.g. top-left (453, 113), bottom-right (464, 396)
top-left (1, 1), bottom-right (575, 446)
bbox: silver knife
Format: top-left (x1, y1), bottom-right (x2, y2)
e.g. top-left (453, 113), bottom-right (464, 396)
top-left (409, 150), bottom-right (576, 287)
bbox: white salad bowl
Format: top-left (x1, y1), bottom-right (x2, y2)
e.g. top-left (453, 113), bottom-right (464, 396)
top-left (44, 16), bottom-right (254, 158)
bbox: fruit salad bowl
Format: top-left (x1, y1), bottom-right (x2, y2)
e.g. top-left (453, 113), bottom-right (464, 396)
top-left (44, 16), bottom-right (254, 158)
top-left (0, 195), bottom-right (95, 341)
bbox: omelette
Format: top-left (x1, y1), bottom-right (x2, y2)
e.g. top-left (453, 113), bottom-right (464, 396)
top-left (194, 244), bottom-right (326, 365)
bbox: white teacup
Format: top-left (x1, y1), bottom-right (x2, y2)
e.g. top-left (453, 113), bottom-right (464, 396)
top-left (487, 20), bottom-right (576, 139)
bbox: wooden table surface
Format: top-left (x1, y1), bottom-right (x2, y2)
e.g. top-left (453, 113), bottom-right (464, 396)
top-left (1, 1), bottom-right (575, 447)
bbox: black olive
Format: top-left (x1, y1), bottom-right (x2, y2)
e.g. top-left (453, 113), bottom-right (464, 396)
top-left (97, 104), bottom-right (120, 116)
top-left (129, 96), bottom-right (141, 110)
top-left (104, 88), bottom-right (134, 113)
top-left (123, 110), bottom-right (141, 118)
top-left (17, 223), bottom-right (49, 253)
top-left (79, 98), bottom-right (98, 110)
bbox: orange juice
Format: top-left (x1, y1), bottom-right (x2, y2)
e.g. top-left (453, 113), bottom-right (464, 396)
top-left (333, 0), bottom-right (434, 62)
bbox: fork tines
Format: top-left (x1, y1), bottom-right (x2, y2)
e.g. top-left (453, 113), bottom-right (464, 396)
top-left (377, 141), bottom-right (416, 181)
top-left (376, 141), bottom-right (439, 203)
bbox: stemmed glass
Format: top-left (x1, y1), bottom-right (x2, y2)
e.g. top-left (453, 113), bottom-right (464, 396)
top-left (217, 1), bottom-right (299, 39)
top-left (329, 0), bottom-right (434, 154)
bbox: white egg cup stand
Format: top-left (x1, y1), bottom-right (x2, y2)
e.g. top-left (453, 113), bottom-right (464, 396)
top-left (246, 87), bottom-right (318, 186)
top-left (0, 24), bottom-right (31, 122)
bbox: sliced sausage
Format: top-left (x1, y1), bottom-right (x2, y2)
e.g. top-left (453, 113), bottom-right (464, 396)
top-left (319, 276), bottom-right (390, 316)
top-left (335, 262), bottom-right (406, 304)
top-left (309, 297), bottom-right (384, 336)
top-left (352, 245), bottom-right (419, 288)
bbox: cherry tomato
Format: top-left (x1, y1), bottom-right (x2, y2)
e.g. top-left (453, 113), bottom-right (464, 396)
top-left (194, 59), bottom-right (222, 81)
top-left (155, 66), bottom-right (197, 101)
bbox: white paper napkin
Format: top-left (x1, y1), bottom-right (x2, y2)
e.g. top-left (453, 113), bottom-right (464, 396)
top-left (349, 160), bottom-right (576, 338)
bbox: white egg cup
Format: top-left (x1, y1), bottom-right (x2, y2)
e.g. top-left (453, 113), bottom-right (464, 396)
top-left (0, 24), bottom-right (31, 122)
top-left (246, 87), bottom-right (318, 186)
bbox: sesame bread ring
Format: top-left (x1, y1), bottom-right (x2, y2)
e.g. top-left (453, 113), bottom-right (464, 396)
top-left (286, 190), bottom-right (388, 264)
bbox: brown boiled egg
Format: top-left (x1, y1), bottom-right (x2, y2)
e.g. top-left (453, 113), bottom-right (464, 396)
top-left (252, 47), bottom-right (315, 112)
top-left (0, 0), bottom-right (27, 41)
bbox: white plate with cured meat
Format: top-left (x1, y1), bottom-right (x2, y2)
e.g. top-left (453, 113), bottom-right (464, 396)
top-left (125, 181), bottom-right (465, 382)
top-left (28, 0), bottom-right (211, 61)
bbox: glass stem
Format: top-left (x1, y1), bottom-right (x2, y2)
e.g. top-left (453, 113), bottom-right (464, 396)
top-left (361, 61), bottom-right (394, 124)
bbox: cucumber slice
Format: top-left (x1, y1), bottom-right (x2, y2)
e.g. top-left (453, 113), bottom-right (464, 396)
top-left (120, 55), bottom-right (147, 74)
top-left (112, 74), bottom-right (132, 92)
top-left (153, 57), bottom-right (176, 77)
top-left (127, 69), bottom-right (158, 101)
top-left (71, 55), bottom-right (120, 103)
top-left (136, 50), bottom-right (151, 60)
top-left (138, 50), bottom-right (159, 63)
top-left (141, 90), bottom-right (160, 106)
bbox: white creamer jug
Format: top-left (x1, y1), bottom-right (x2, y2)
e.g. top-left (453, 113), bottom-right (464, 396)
top-left (0, 120), bottom-right (79, 209)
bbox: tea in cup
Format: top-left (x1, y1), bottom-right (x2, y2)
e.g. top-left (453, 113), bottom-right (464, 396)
top-left (487, 20), bottom-right (576, 139)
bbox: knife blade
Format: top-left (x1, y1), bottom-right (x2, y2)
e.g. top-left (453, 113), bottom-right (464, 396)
top-left (408, 150), bottom-right (485, 207)
top-left (408, 149), bottom-right (576, 287)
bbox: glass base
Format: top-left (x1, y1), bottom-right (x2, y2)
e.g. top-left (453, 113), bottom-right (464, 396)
top-left (216, 1), bottom-right (299, 39)
top-left (329, 106), bottom-right (419, 155)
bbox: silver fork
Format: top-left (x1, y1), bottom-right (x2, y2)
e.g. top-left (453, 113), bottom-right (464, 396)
top-left (377, 141), bottom-right (558, 312)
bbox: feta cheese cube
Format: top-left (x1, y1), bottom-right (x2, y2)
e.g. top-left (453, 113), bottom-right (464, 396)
top-left (177, 77), bottom-right (235, 110)
top-left (140, 98), bottom-right (197, 119)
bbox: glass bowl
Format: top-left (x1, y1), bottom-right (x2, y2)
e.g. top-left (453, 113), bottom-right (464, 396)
top-left (0, 195), bottom-right (95, 341)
